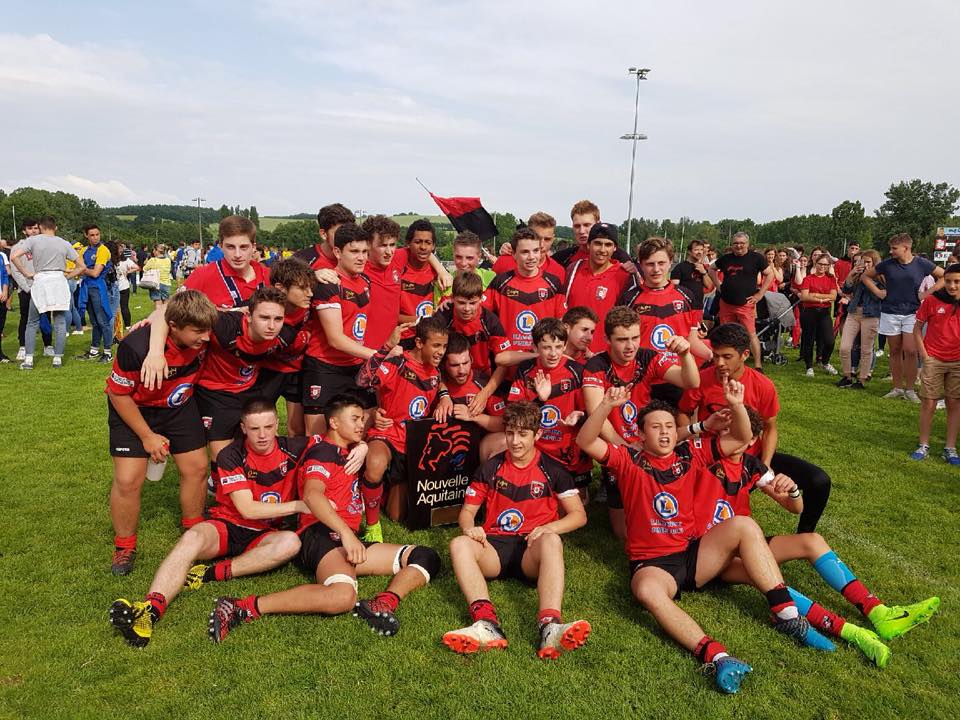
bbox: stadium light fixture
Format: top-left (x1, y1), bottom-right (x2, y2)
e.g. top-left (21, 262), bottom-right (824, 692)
top-left (192, 196), bottom-right (205, 254)
top-left (622, 67), bottom-right (650, 256)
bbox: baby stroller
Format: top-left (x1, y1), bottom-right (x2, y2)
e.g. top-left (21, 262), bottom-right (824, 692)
top-left (755, 291), bottom-right (796, 366)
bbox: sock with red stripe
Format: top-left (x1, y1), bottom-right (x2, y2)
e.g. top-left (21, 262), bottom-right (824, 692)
top-left (766, 583), bottom-right (799, 621)
top-left (373, 591), bottom-right (400, 613)
top-left (694, 635), bottom-right (729, 664)
top-left (361, 477), bottom-right (383, 526)
top-left (114, 534), bottom-right (137, 550)
top-left (537, 608), bottom-right (562, 628)
top-left (788, 587), bottom-right (846, 637)
top-left (203, 559), bottom-right (233, 582)
top-left (237, 595), bottom-right (261, 621)
top-left (469, 599), bottom-right (499, 625)
top-left (181, 516), bottom-right (203, 530)
top-left (145, 592), bottom-right (168, 622)
top-left (813, 551), bottom-right (882, 616)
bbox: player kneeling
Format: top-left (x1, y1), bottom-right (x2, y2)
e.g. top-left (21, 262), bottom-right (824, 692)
top-left (443, 401), bottom-right (591, 659)
top-left (109, 400), bottom-right (310, 647)
top-left (207, 396), bottom-right (441, 642)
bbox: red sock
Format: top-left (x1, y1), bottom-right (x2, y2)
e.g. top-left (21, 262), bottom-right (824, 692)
top-left (237, 595), bottom-right (261, 621)
top-left (537, 608), bottom-right (562, 627)
top-left (114, 534), bottom-right (137, 550)
top-left (145, 592), bottom-right (168, 621)
top-left (374, 591), bottom-right (400, 613)
top-left (841, 580), bottom-right (882, 616)
top-left (694, 635), bottom-right (728, 663)
top-left (181, 516), bottom-right (203, 530)
top-left (361, 479), bottom-right (383, 526)
top-left (469, 599), bottom-right (499, 625)
top-left (805, 601), bottom-right (846, 637)
top-left (214, 559), bottom-right (233, 582)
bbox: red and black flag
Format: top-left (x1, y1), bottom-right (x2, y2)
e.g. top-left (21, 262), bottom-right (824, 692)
top-left (428, 192), bottom-right (498, 242)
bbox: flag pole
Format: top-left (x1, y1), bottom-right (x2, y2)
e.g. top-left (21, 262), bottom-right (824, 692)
top-left (415, 177), bottom-right (432, 195)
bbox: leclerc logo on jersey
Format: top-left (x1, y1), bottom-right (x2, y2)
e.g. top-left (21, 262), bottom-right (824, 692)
top-left (497, 508), bottom-right (524, 533)
top-left (540, 404), bottom-right (561, 428)
top-left (352, 313), bottom-right (367, 341)
top-left (259, 491), bottom-right (281, 504)
top-left (620, 401), bottom-right (638, 425)
top-left (415, 300), bottom-right (434, 319)
top-left (166, 383), bottom-right (192, 408)
top-left (409, 396), bottom-right (428, 419)
top-left (650, 324), bottom-right (674, 351)
top-left (653, 491), bottom-right (679, 519)
top-left (516, 310), bottom-right (537, 334)
top-left (712, 499), bottom-right (735, 525)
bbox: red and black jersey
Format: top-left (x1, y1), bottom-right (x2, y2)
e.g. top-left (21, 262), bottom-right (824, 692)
top-left (618, 282), bottom-right (698, 353)
top-left (493, 253), bottom-right (566, 281)
top-left (400, 258), bottom-right (437, 336)
top-left (211, 436), bottom-right (310, 531)
top-left (106, 325), bottom-right (206, 408)
top-left (297, 436), bottom-right (364, 533)
top-left (433, 306), bottom-right (511, 375)
top-left (182, 260), bottom-right (270, 309)
top-left (293, 244), bottom-right (337, 272)
top-left (259, 306), bottom-right (311, 372)
top-left (366, 352), bottom-right (442, 448)
top-left (447, 370), bottom-right (507, 416)
top-left (582, 350), bottom-right (678, 444)
top-left (308, 270), bottom-right (372, 366)
top-left (563, 260), bottom-right (633, 352)
top-left (364, 248), bottom-right (407, 350)
top-left (508, 358), bottom-right (585, 465)
top-left (484, 269), bottom-right (566, 352)
top-left (602, 436), bottom-right (721, 560)
top-left (464, 450), bottom-right (578, 536)
top-left (198, 312), bottom-right (290, 392)
top-left (693, 453), bottom-right (772, 537)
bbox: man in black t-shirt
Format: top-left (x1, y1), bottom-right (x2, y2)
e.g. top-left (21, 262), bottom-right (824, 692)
top-left (707, 233), bottom-right (773, 370)
top-left (671, 239), bottom-right (715, 316)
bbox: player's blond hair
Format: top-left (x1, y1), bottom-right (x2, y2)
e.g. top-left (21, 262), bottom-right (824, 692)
top-left (165, 289), bottom-right (218, 330)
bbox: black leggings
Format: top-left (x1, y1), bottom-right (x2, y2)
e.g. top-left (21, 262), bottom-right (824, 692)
top-left (770, 451), bottom-right (831, 533)
top-left (799, 306), bottom-right (835, 369)
top-left (119, 288), bottom-right (131, 328)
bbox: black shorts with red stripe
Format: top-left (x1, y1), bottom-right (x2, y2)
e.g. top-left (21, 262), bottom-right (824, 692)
top-left (301, 357), bottom-right (376, 415)
top-left (298, 521), bottom-right (375, 574)
top-left (108, 398), bottom-right (206, 457)
top-left (195, 385), bottom-right (258, 442)
top-left (629, 537), bottom-right (702, 600)
top-left (255, 368), bottom-right (303, 404)
top-left (205, 518), bottom-right (275, 558)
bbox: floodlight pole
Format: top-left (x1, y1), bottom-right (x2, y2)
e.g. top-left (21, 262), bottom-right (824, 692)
top-left (621, 67), bottom-right (650, 256)
top-left (192, 196), bottom-right (205, 254)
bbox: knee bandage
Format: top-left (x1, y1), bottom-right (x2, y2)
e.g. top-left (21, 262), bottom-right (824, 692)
top-left (404, 546), bottom-right (441, 583)
top-left (323, 573), bottom-right (358, 592)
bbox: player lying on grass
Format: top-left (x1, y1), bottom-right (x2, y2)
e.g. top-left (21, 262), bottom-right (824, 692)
top-left (109, 399), bottom-right (313, 647)
top-left (442, 401), bottom-right (591, 660)
top-left (698, 406), bottom-right (940, 656)
top-left (208, 395), bottom-right (441, 643)
top-left (577, 384), bottom-right (834, 694)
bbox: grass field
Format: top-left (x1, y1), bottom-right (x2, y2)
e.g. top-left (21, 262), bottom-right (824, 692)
top-left (1, 294), bottom-right (957, 720)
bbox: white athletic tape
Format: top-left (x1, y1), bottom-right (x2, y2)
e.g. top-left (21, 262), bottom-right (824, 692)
top-left (409, 563), bottom-right (431, 584)
top-left (323, 573), bottom-right (358, 592)
top-left (392, 545), bottom-right (410, 575)
top-left (756, 470), bottom-right (776, 488)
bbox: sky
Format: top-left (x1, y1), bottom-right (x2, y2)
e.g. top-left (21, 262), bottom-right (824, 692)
top-left (1, 0), bottom-right (957, 223)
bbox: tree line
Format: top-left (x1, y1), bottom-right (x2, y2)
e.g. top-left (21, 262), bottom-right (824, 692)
top-left (1, 179), bottom-right (956, 258)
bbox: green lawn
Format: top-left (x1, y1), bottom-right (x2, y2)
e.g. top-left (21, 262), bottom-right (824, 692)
top-left (1, 297), bottom-right (957, 720)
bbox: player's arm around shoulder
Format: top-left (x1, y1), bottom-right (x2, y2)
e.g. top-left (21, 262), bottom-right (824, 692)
top-left (229, 488), bottom-right (308, 521)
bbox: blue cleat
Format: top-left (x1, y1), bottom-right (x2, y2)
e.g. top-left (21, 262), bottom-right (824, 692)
top-left (774, 615), bottom-right (836, 651)
top-left (713, 656), bottom-right (753, 694)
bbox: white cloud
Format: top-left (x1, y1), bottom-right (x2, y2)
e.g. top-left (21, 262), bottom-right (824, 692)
top-left (38, 175), bottom-right (180, 206)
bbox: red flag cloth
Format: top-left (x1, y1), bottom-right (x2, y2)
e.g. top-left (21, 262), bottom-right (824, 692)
top-left (428, 193), bottom-right (498, 242)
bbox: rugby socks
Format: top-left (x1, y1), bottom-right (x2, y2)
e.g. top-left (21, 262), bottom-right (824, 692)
top-left (361, 477), bottom-right (383, 526)
top-left (813, 551), bottom-right (882, 617)
top-left (373, 591), bottom-right (400, 613)
top-left (181, 516), bottom-right (203, 530)
top-left (469, 599), bottom-right (500, 625)
top-left (695, 636), bottom-right (729, 664)
top-left (537, 608), bottom-right (561, 628)
top-left (145, 592), bottom-right (168, 622)
top-left (788, 587), bottom-right (846, 637)
top-left (203, 560), bottom-right (233, 582)
top-left (114, 534), bottom-right (137, 551)
top-left (237, 595), bottom-right (261, 621)
top-left (766, 583), bottom-right (800, 621)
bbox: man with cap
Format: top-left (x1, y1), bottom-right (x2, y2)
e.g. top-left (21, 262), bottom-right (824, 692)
top-left (562, 222), bottom-right (633, 353)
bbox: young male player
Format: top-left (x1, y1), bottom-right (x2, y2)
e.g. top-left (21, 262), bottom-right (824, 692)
top-left (442, 332), bottom-right (506, 461)
top-left (360, 215), bottom-right (405, 351)
top-left (443, 401), bottom-right (591, 659)
top-left (105, 290), bottom-right (219, 575)
top-left (435, 230), bottom-right (496, 306)
top-left (399, 219), bottom-right (440, 331)
top-left (562, 306), bottom-right (598, 364)
top-left (109, 400), bottom-right (310, 646)
top-left (550, 200), bottom-right (632, 270)
top-left (493, 212), bottom-right (565, 279)
top-left (563, 222), bottom-right (632, 352)
top-left (183, 216), bottom-right (271, 309)
top-left (485, 227), bottom-right (566, 353)
top-left (670, 239), bottom-right (715, 320)
top-left (293, 202), bottom-right (356, 273)
top-left (207, 396), bottom-right (441, 642)
top-left (678, 322), bottom-right (831, 532)
top-left (578, 386), bottom-right (833, 694)
top-left (356, 316), bottom-right (451, 542)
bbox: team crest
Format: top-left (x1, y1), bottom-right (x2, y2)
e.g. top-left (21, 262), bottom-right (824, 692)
top-left (279, 460), bottom-right (289, 476)
top-left (530, 481), bottom-right (545, 498)
top-left (671, 462), bottom-right (684, 476)
top-left (309, 384), bottom-right (323, 400)
top-left (596, 286), bottom-right (608, 300)
top-left (673, 300), bottom-right (685, 312)
top-left (538, 287), bottom-right (548, 300)
top-left (560, 379), bottom-right (572, 393)
top-left (202, 416), bottom-right (213, 429)
top-left (392, 269), bottom-right (401, 284)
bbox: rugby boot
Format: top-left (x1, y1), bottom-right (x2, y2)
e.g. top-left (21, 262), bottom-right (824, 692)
top-left (869, 598), bottom-right (940, 640)
top-left (536, 619), bottom-right (591, 659)
top-left (442, 620), bottom-right (508, 654)
top-left (109, 599), bottom-right (153, 648)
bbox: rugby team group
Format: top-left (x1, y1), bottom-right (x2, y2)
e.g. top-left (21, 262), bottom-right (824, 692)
top-left (17, 200), bottom-right (954, 694)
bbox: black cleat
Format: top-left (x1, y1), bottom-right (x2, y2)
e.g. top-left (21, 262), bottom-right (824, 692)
top-left (353, 599), bottom-right (400, 636)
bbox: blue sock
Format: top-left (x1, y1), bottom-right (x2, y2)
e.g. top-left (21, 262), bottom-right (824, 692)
top-left (787, 587), bottom-right (813, 615)
top-left (813, 551), bottom-right (856, 593)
